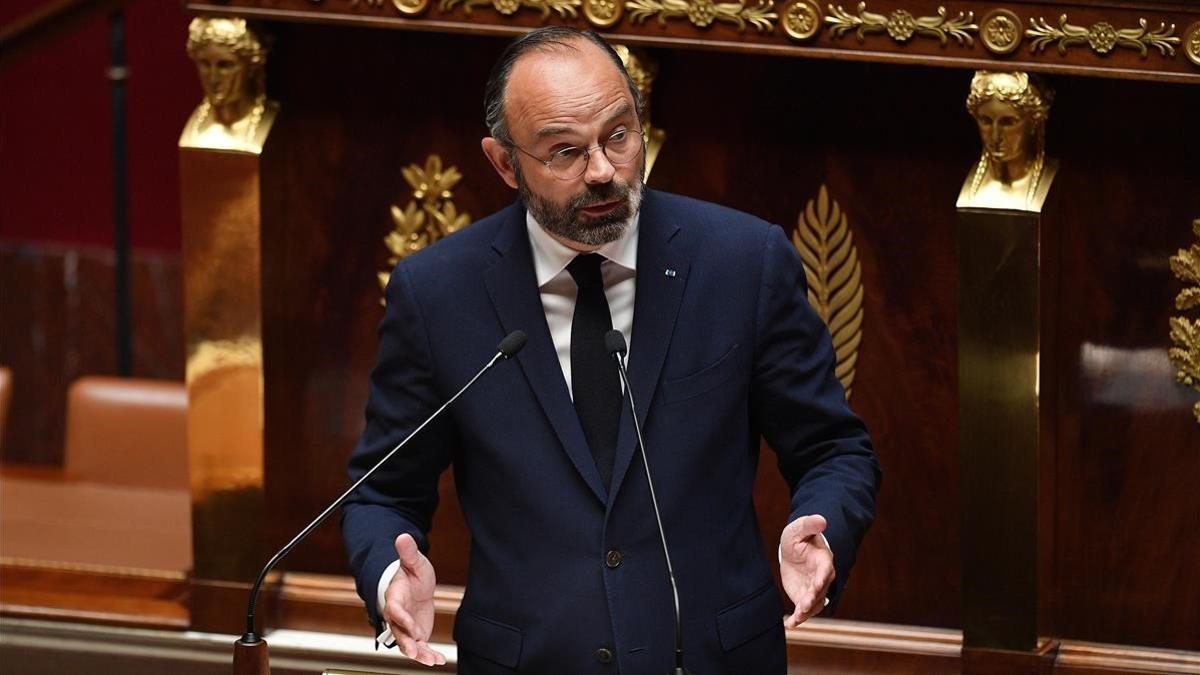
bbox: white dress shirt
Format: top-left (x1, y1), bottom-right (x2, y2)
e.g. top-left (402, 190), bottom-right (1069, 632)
top-left (376, 210), bottom-right (640, 631)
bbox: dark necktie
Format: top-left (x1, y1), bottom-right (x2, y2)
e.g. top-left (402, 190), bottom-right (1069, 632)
top-left (566, 254), bottom-right (622, 491)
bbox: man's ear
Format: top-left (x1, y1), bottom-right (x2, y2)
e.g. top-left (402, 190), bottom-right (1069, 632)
top-left (481, 137), bottom-right (520, 190)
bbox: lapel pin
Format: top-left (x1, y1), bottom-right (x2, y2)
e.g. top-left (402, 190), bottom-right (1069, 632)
top-left (664, 268), bottom-right (677, 278)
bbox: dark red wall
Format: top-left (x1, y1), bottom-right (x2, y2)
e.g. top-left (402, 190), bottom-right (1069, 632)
top-left (0, 0), bottom-right (196, 251)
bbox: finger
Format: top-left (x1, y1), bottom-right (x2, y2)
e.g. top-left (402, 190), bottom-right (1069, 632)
top-left (386, 604), bottom-right (419, 638)
top-left (787, 514), bottom-right (828, 540)
top-left (414, 640), bottom-right (448, 666)
top-left (394, 533), bottom-right (423, 570)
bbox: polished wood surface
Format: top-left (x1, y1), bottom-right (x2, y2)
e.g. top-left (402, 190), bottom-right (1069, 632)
top-left (187, 0), bottom-right (1200, 84)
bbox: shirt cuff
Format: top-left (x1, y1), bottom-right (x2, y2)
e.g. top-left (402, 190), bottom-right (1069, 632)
top-left (375, 559), bottom-right (402, 647)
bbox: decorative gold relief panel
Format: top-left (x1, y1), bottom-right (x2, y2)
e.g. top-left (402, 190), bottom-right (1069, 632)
top-left (625, 0), bottom-right (777, 32)
top-left (379, 156), bottom-right (472, 299)
top-left (1169, 218), bottom-right (1200, 425)
top-left (826, 3), bottom-right (978, 47)
top-left (1026, 15), bottom-right (1181, 57)
top-left (792, 185), bottom-right (864, 399)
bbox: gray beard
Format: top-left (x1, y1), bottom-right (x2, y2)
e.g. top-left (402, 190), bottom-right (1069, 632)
top-left (515, 161), bottom-right (645, 247)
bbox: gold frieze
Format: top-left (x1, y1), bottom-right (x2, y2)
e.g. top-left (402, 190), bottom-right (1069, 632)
top-left (957, 71), bottom-right (1057, 213)
top-left (792, 185), bottom-right (864, 399)
top-left (1184, 22), bottom-right (1200, 67)
top-left (625, 0), bottom-right (776, 32)
top-left (826, 3), bottom-right (977, 47)
top-left (180, 17), bottom-right (278, 155)
top-left (584, 0), bottom-right (623, 27)
top-left (783, 0), bottom-right (822, 42)
top-left (379, 156), bottom-right (472, 298)
top-left (1169, 218), bottom-right (1200, 425)
top-left (980, 8), bottom-right (1021, 55)
top-left (1026, 15), bottom-right (1180, 58)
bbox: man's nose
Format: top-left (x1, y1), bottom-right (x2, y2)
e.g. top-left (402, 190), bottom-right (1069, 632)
top-left (583, 147), bottom-right (616, 184)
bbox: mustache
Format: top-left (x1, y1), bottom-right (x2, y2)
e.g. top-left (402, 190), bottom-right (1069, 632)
top-left (567, 180), bottom-right (628, 210)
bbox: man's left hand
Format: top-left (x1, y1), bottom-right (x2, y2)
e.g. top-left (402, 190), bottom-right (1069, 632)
top-left (780, 514), bottom-right (834, 628)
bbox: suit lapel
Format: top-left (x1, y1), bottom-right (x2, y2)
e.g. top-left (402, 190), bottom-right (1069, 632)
top-left (608, 191), bottom-right (690, 502)
top-left (484, 205), bottom-right (608, 505)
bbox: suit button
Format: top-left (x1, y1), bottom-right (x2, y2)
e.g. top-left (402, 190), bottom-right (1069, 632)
top-left (595, 647), bottom-right (613, 663)
top-left (605, 549), bottom-right (622, 568)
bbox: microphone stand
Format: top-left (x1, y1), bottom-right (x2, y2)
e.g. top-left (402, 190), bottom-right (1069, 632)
top-left (232, 331), bottom-right (527, 675)
top-left (606, 331), bottom-right (688, 675)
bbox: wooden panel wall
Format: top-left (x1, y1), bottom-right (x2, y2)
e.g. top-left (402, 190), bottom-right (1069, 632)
top-left (0, 243), bottom-right (184, 465)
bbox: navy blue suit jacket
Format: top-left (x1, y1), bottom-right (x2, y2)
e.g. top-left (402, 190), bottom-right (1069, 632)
top-left (342, 189), bottom-right (880, 674)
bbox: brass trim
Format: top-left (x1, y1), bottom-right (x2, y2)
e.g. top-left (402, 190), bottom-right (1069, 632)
top-left (1168, 218), bottom-right (1200, 425)
top-left (980, 8), bottom-right (1022, 55)
top-left (783, 0), bottom-right (822, 42)
top-left (792, 185), bottom-right (864, 399)
top-left (1185, 22), bottom-right (1200, 67)
top-left (625, 0), bottom-right (777, 33)
top-left (0, 557), bottom-right (187, 581)
top-left (1026, 15), bottom-right (1181, 58)
top-left (826, 3), bottom-right (978, 47)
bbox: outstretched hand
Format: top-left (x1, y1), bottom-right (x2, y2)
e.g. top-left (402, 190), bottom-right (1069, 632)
top-left (383, 534), bottom-right (447, 666)
top-left (779, 514), bottom-right (834, 629)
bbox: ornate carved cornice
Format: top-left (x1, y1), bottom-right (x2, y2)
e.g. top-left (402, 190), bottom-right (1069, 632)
top-left (185, 1), bottom-right (1200, 83)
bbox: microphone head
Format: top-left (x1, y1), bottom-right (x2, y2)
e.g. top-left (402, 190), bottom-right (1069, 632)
top-left (604, 330), bottom-right (627, 357)
top-left (497, 330), bottom-right (528, 358)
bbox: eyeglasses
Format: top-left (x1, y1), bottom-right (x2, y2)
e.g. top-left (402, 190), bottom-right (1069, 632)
top-left (512, 128), bottom-right (643, 181)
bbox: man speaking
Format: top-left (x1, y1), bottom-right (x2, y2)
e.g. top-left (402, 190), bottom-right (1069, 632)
top-left (342, 27), bottom-right (880, 674)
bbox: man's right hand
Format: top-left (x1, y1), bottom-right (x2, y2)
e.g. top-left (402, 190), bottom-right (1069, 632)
top-left (384, 533), bottom-right (447, 666)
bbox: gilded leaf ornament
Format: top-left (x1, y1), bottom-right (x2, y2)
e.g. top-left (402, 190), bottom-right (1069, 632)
top-left (792, 185), bottom-right (865, 399)
top-left (1169, 218), bottom-right (1200, 424)
top-left (439, 0), bottom-right (580, 19)
top-left (826, 2), bottom-right (977, 46)
top-left (379, 155), bottom-right (472, 302)
top-left (1026, 15), bottom-right (1181, 57)
top-left (625, 0), bottom-right (777, 32)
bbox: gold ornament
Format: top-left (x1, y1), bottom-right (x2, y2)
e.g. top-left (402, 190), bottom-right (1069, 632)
top-left (625, 0), bottom-right (777, 32)
top-left (379, 156), bottom-right (472, 301)
top-left (826, 2), bottom-right (977, 47)
top-left (614, 45), bottom-right (666, 180)
top-left (1169, 218), bottom-right (1200, 425)
top-left (440, 0), bottom-right (581, 19)
top-left (393, 0), bottom-right (431, 16)
top-left (783, 0), bottom-right (822, 41)
top-left (980, 8), bottom-right (1022, 55)
top-left (792, 185), bottom-right (864, 400)
top-left (1184, 22), bottom-right (1200, 67)
top-left (584, 0), bottom-right (623, 27)
top-left (1026, 15), bottom-right (1181, 57)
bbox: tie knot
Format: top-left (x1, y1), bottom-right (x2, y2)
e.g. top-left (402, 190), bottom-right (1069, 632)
top-left (567, 254), bottom-right (605, 289)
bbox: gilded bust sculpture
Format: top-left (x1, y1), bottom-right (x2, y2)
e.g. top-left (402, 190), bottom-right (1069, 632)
top-left (180, 17), bottom-right (278, 154)
top-left (957, 71), bottom-right (1057, 212)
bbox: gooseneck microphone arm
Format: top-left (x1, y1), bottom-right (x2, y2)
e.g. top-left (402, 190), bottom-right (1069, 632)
top-left (234, 331), bottom-right (528, 666)
top-left (604, 330), bottom-right (687, 675)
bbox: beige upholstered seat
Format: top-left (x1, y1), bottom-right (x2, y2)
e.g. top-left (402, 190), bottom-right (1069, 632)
top-left (63, 376), bottom-right (188, 490)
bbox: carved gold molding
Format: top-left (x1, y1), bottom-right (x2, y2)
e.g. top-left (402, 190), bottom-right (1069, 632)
top-left (980, 8), bottom-right (1021, 55)
top-left (1169, 218), bottom-right (1200, 425)
top-left (379, 156), bottom-right (472, 300)
top-left (782, 0), bottom-right (822, 41)
top-left (792, 185), bottom-right (864, 399)
top-left (1184, 22), bottom-right (1200, 67)
top-left (625, 0), bottom-right (776, 32)
top-left (826, 3), bottom-right (977, 47)
top-left (1027, 15), bottom-right (1181, 57)
top-left (439, 0), bottom-right (580, 18)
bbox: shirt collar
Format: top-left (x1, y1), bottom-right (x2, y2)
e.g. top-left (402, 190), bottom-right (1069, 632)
top-left (525, 208), bottom-right (640, 288)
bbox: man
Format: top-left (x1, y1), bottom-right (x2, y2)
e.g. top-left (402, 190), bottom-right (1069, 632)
top-left (342, 27), bottom-right (880, 674)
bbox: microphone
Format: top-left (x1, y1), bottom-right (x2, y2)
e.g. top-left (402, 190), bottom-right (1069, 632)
top-left (232, 330), bottom-right (527, 675)
top-left (604, 330), bottom-right (688, 675)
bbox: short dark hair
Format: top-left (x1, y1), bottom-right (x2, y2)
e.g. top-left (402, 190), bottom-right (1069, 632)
top-left (483, 27), bottom-right (643, 145)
